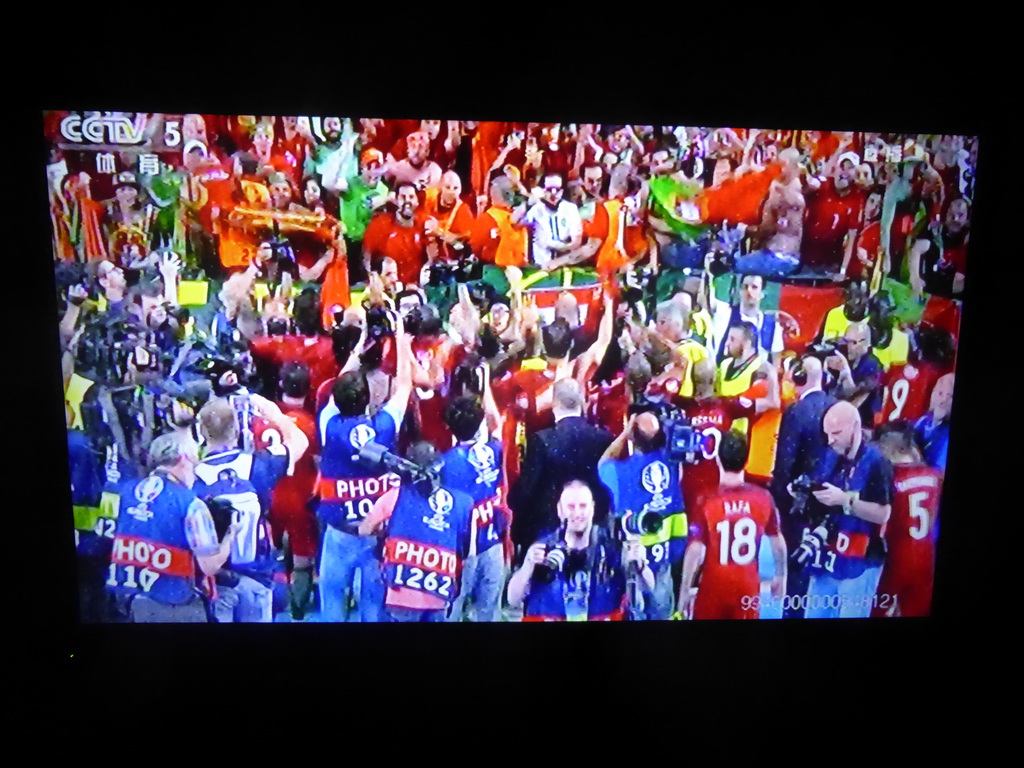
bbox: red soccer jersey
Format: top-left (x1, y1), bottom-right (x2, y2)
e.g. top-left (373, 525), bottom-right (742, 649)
top-left (803, 180), bottom-right (865, 269)
top-left (691, 482), bottom-right (780, 620)
top-left (879, 361), bottom-right (946, 425)
top-left (849, 220), bottom-right (881, 281)
top-left (588, 376), bottom-right (630, 439)
top-left (410, 337), bottom-right (455, 452)
top-left (675, 396), bottom-right (755, 515)
top-left (874, 464), bottom-right (942, 617)
top-left (921, 296), bottom-right (962, 347)
top-left (362, 211), bottom-right (428, 285)
top-left (249, 334), bottom-right (340, 405)
top-left (254, 407), bottom-right (320, 558)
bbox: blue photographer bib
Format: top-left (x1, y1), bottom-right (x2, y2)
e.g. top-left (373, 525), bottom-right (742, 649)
top-left (382, 485), bottom-right (473, 604)
top-left (108, 474), bottom-right (204, 605)
top-left (810, 444), bottom-right (890, 580)
top-left (317, 406), bottom-right (402, 529)
top-left (599, 448), bottom-right (686, 573)
top-left (523, 535), bottom-right (627, 622)
top-left (441, 439), bottom-right (507, 557)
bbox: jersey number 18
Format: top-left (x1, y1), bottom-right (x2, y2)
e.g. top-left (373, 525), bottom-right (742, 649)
top-left (715, 518), bottom-right (757, 566)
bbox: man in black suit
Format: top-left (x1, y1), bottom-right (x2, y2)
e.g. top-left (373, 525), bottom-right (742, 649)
top-left (508, 378), bottom-right (613, 563)
top-left (770, 355), bottom-right (837, 618)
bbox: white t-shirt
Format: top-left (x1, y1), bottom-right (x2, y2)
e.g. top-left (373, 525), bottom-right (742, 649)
top-left (525, 200), bottom-right (582, 268)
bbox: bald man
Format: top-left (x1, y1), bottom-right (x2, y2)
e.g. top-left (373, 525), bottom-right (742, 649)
top-left (800, 401), bottom-right (892, 619)
top-left (827, 320), bottom-right (883, 426)
top-left (598, 412), bottom-right (687, 619)
top-left (913, 373), bottom-right (954, 473)
top-left (424, 170), bottom-right (476, 261)
top-left (508, 377), bottom-right (614, 560)
top-left (770, 354), bottom-right (838, 618)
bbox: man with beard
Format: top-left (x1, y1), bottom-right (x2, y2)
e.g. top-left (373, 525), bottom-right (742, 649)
top-left (802, 152), bottom-right (865, 276)
top-left (362, 182), bottom-right (428, 286)
top-left (908, 196), bottom-right (969, 299)
top-left (524, 172), bottom-right (582, 270)
top-left (847, 189), bottom-right (884, 285)
top-left (385, 131), bottom-right (442, 192)
top-left (306, 117), bottom-right (358, 196)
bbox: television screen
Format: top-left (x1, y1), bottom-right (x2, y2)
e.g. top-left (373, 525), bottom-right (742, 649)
top-left (44, 112), bottom-right (974, 625)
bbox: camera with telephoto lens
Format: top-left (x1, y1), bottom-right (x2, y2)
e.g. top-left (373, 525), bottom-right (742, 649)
top-left (793, 522), bottom-right (831, 566)
top-left (532, 541), bottom-right (568, 584)
top-left (620, 508), bottom-right (664, 537)
top-left (788, 474), bottom-right (837, 565)
top-left (804, 338), bottom-right (849, 362)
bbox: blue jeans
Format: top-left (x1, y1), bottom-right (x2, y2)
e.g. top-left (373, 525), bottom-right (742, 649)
top-left (734, 250), bottom-right (800, 278)
top-left (805, 565), bottom-right (883, 619)
top-left (388, 606), bottom-right (447, 622)
top-left (447, 545), bottom-right (506, 622)
top-left (318, 526), bottom-right (385, 623)
top-left (643, 566), bottom-right (675, 620)
top-left (660, 237), bottom-right (711, 270)
top-left (212, 575), bottom-right (273, 623)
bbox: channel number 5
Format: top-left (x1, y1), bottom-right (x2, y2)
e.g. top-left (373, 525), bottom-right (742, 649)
top-left (715, 517), bottom-right (757, 566)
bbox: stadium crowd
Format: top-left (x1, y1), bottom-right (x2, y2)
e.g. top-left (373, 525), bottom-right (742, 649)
top-left (49, 114), bottom-right (971, 622)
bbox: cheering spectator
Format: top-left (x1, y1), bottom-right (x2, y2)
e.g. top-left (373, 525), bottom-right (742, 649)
top-left (362, 183), bottom-right (429, 286)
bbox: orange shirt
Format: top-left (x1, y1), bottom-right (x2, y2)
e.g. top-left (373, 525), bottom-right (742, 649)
top-left (470, 207), bottom-right (529, 267)
top-left (423, 191), bottom-right (477, 241)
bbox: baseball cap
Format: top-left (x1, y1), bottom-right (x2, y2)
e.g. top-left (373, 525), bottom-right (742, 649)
top-left (266, 172), bottom-right (290, 186)
top-left (836, 151), bottom-right (861, 168)
top-left (361, 148), bottom-right (384, 166)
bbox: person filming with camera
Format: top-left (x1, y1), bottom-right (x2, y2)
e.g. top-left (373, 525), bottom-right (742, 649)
top-left (824, 320), bottom-right (884, 428)
top-left (358, 441), bottom-right (474, 622)
top-left (598, 412), bottom-right (687, 620)
top-left (507, 479), bottom-right (653, 621)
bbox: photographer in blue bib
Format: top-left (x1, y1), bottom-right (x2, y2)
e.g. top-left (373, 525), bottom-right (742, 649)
top-left (507, 479), bottom-right (653, 621)
top-left (106, 432), bottom-right (239, 622)
top-left (358, 441), bottom-right (474, 622)
top-left (788, 400), bottom-right (892, 619)
top-left (598, 411), bottom-right (687, 620)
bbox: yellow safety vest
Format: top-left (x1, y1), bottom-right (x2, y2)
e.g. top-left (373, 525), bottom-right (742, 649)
top-left (716, 353), bottom-right (764, 434)
top-left (821, 306), bottom-right (850, 341)
top-left (676, 338), bottom-right (709, 397)
top-left (65, 372), bottom-right (95, 431)
top-left (873, 328), bottom-right (910, 372)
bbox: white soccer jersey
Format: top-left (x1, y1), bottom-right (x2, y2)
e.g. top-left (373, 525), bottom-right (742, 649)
top-left (525, 200), bottom-right (582, 268)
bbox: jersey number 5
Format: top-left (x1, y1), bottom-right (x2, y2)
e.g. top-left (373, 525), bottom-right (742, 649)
top-left (908, 491), bottom-right (931, 540)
